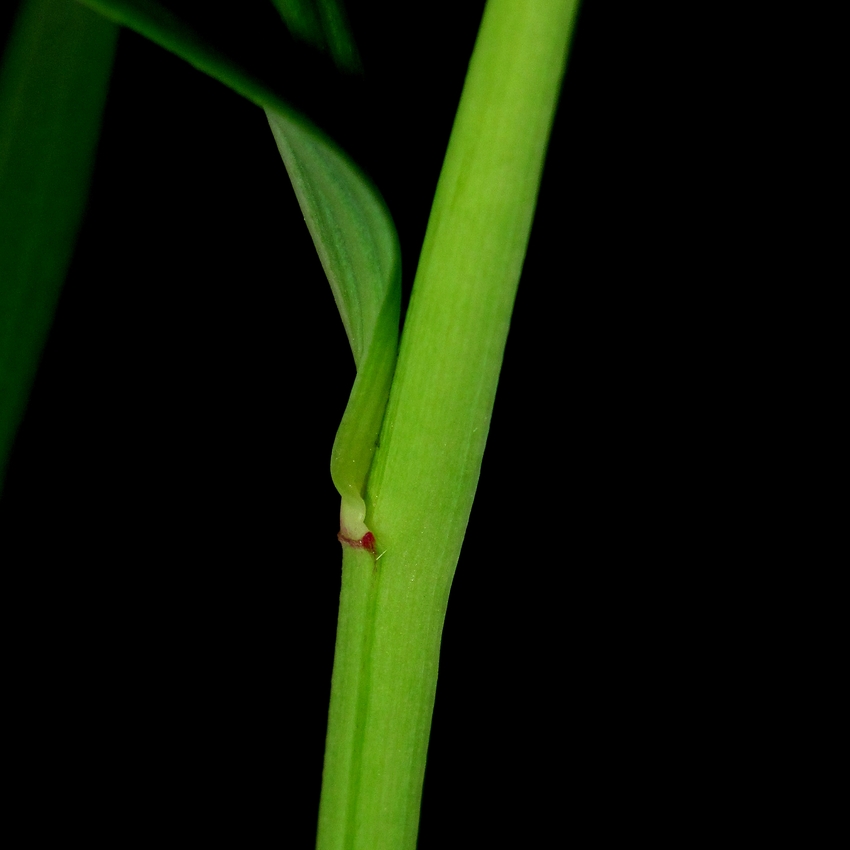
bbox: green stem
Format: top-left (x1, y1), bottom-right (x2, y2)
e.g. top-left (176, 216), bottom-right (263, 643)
top-left (316, 1), bottom-right (580, 847)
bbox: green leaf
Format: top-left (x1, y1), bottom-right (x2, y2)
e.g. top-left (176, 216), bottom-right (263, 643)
top-left (270, 0), bottom-right (361, 72)
top-left (0, 0), bottom-right (118, 491)
top-left (77, 0), bottom-right (400, 536)
top-left (266, 111), bottom-right (399, 540)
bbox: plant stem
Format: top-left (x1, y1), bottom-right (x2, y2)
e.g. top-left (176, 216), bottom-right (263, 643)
top-left (315, 2), bottom-right (580, 847)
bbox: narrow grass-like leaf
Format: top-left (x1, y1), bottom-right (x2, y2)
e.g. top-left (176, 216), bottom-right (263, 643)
top-left (270, 0), bottom-right (361, 72)
top-left (272, 0), bottom-right (324, 50)
top-left (267, 111), bottom-right (399, 539)
top-left (79, 0), bottom-right (399, 534)
top-left (0, 0), bottom-right (118, 491)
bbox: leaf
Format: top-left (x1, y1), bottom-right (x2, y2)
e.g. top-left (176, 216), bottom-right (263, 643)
top-left (77, 0), bottom-right (400, 537)
top-left (269, 0), bottom-right (361, 72)
top-left (0, 0), bottom-right (118, 491)
top-left (266, 111), bottom-right (399, 539)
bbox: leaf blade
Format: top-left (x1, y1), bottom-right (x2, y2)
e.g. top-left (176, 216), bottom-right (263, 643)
top-left (0, 0), bottom-right (118, 490)
top-left (77, 0), bottom-right (400, 534)
top-left (270, 0), bottom-right (361, 72)
top-left (267, 109), bottom-right (399, 537)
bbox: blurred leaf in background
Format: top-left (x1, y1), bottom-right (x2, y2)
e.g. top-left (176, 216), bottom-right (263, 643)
top-left (0, 0), bottom-right (118, 488)
top-left (271, 0), bottom-right (361, 71)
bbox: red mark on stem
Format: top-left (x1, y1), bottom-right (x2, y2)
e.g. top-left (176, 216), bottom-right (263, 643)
top-left (337, 530), bottom-right (376, 554)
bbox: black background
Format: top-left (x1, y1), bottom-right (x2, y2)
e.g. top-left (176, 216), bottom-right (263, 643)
top-left (1, 2), bottom-right (756, 845)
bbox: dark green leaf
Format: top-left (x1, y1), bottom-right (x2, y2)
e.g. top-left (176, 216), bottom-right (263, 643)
top-left (0, 0), bottom-right (118, 490)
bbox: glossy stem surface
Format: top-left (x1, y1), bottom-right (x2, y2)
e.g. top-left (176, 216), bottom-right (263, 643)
top-left (316, 2), bottom-right (580, 848)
